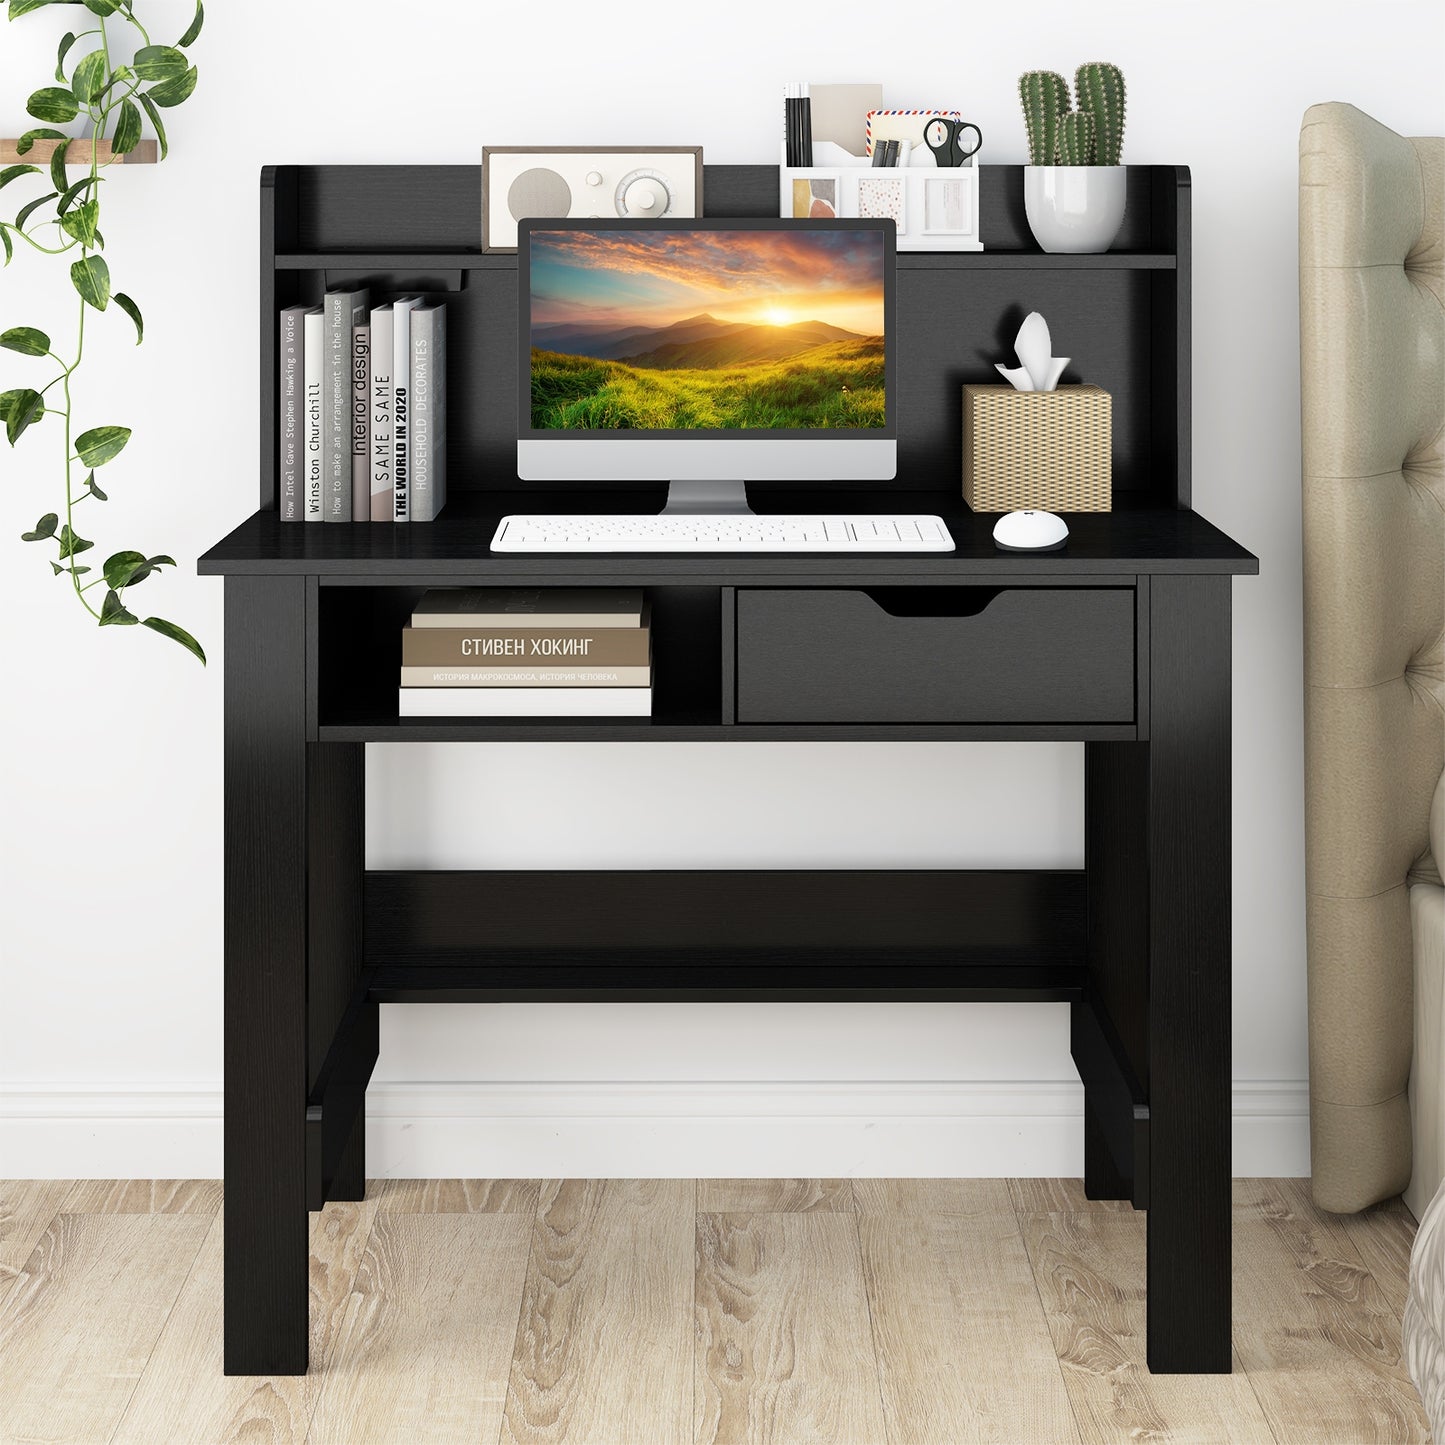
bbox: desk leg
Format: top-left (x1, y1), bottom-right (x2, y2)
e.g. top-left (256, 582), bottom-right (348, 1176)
top-left (1145, 574), bottom-right (1232, 1374)
top-left (224, 576), bottom-right (309, 1376)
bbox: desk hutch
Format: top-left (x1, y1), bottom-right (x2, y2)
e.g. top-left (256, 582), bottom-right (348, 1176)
top-left (200, 163), bottom-right (1258, 1377)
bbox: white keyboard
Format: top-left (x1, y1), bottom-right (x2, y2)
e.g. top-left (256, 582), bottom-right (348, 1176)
top-left (492, 514), bottom-right (955, 553)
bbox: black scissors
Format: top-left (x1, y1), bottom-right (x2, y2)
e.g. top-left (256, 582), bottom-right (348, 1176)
top-left (923, 116), bottom-right (982, 168)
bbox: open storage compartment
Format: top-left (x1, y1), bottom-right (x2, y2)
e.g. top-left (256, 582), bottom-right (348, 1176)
top-left (315, 582), bottom-right (724, 735)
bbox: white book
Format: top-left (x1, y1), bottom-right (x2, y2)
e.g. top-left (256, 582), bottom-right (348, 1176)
top-left (398, 687), bottom-right (652, 718)
top-left (410, 302), bottom-right (447, 522)
top-left (278, 304), bottom-right (317, 520)
top-left (391, 296), bottom-right (422, 522)
top-left (369, 304), bottom-right (394, 522)
top-left (303, 310), bottom-right (326, 521)
top-left (400, 665), bottom-right (652, 687)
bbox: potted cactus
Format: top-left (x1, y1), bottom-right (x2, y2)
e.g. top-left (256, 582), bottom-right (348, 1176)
top-left (1019, 63), bottom-right (1127, 253)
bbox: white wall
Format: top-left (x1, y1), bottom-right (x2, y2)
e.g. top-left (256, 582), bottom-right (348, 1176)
top-left (2, 0), bottom-right (1437, 1178)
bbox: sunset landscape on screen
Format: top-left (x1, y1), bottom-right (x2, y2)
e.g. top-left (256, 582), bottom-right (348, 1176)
top-left (528, 228), bottom-right (887, 431)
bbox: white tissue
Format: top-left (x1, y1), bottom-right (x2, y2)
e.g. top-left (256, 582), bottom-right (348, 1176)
top-left (995, 312), bottom-right (1069, 392)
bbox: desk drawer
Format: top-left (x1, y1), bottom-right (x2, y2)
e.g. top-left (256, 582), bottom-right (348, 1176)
top-left (736, 587), bottom-right (1134, 723)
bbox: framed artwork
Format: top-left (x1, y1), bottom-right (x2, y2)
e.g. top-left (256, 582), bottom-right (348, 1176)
top-left (788, 171), bottom-right (843, 220)
top-left (856, 175), bottom-right (906, 234)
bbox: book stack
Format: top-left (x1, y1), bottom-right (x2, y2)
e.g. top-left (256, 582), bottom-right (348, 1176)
top-left (398, 588), bottom-right (652, 717)
top-left (278, 290), bottom-right (446, 523)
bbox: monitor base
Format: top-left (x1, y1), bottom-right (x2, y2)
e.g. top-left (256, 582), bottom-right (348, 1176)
top-left (660, 479), bottom-right (754, 516)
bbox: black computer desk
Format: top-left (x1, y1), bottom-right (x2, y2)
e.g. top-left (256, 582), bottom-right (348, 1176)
top-left (202, 163), bottom-right (1257, 1376)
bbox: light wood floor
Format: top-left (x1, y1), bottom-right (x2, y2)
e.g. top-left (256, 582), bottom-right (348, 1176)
top-left (0, 1177), bottom-right (1428, 1445)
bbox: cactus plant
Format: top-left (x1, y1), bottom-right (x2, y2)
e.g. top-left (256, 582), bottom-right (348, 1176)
top-left (1019, 70), bottom-right (1070, 167)
top-left (1074, 62), bottom-right (1126, 166)
top-left (1057, 110), bottom-right (1096, 167)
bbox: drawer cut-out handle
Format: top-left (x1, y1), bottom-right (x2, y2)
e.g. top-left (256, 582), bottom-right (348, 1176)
top-left (861, 587), bottom-right (1006, 618)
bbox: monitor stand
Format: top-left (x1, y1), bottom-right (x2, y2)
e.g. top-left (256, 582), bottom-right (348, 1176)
top-left (660, 479), bottom-right (753, 516)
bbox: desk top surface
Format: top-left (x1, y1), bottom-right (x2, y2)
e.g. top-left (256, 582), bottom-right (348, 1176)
top-left (199, 490), bottom-right (1258, 580)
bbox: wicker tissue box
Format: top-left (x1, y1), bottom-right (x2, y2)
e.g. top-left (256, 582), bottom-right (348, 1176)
top-left (961, 383), bottom-right (1112, 513)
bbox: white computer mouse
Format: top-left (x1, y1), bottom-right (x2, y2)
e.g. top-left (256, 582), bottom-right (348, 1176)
top-left (992, 510), bottom-right (1069, 552)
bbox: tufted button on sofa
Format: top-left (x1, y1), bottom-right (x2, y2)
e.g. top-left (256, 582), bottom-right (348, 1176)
top-left (1300, 102), bottom-right (1444, 1216)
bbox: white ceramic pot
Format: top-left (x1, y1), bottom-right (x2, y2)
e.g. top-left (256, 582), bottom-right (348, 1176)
top-left (1023, 166), bottom-right (1127, 253)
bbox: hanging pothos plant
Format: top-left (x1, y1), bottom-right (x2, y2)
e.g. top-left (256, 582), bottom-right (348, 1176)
top-left (1, 0), bottom-right (203, 662)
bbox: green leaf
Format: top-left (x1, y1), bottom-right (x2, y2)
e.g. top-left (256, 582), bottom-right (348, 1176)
top-left (56, 172), bottom-right (99, 212)
top-left (15, 191), bottom-right (58, 231)
top-left (55, 31), bottom-right (78, 84)
top-left (15, 127), bottom-right (65, 157)
top-left (103, 549), bottom-right (146, 587)
top-left (143, 616), bottom-right (205, 663)
top-left (75, 423), bottom-right (129, 465)
top-left (25, 87), bottom-right (79, 125)
top-left (0, 388), bottom-right (44, 444)
top-left (83, 0), bottom-right (122, 13)
top-left (70, 253), bottom-right (110, 310)
top-left (0, 228), bottom-right (12, 265)
top-left (177, 0), bottom-right (203, 46)
top-left (58, 197), bottom-right (98, 245)
top-left (85, 472), bottom-right (107, 500)
top-left (133, 45), bottom-right (187, 81)
top-left (49, 561), bottom-right (62, 575)
top-left (99, 588), bottom-right (137, 625)
top-left (136, 93), bottom-right (168, 160)
top-left (144, 65), bottom-right (197, 108)
top-left (113, 292), bottom-right (142, 343)
top-left (0, 163), bottom-right (41, 190)
top-left (1, 326), bottom-right (50, 355)
top-left (116, 553), bottom-right (177, 587)
top-left (48, 137), bottom-right (69, 193)
top-left (111, 98), bottom-right (141, 154)
top-left (70, 49), bottom-right (107, 104)
top-left (20, 512), bottom-right (58, 541)
top-left (56, 524), bottom-right (93, 558)
top-left (9, 0), bottom-right (65, 17)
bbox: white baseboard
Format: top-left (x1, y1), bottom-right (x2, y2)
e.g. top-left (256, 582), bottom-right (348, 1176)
top-left (0, 1079), bottom-right (1310, 1180)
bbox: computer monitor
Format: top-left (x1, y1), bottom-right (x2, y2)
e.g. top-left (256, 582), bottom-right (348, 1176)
top-left (517, 217), bottom-right (896, 512)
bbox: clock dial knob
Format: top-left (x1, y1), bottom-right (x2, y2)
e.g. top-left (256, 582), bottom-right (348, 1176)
top-left (616, 169), bottom-right (673, 217)
top-left (585, 170), bottom-right (603, 186)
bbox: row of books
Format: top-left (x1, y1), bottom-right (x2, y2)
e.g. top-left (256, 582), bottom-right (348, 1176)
top-left (398, 588), bottom-right (653, 718)
top-left (278, 289), bottom-right (447, 522)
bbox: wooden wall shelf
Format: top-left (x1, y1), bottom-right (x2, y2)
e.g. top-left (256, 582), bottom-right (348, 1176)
top-left (0, 138), bottom-right (157, 166)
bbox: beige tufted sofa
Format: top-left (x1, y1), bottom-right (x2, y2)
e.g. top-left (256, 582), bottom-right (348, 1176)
top-left (1300, 102), bottom-right (1444, 1217)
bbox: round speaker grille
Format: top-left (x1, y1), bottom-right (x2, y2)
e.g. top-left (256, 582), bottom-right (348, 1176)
top-left (508, 168), bottom-right (572, 222)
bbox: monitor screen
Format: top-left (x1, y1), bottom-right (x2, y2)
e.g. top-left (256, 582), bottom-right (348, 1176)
top-left (520, 220), bottom-right (893, 439)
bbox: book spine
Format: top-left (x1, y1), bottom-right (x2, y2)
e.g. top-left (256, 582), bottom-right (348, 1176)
top-left (351, 322), bottom-right (370, 521)
top-left (400, 665), bottom-right (652, 688)
top-left (411, 309), bottom-right (432, 524)
top-left (410, 306), bottom-right (447, 522)
top-left (324, 289), bottom-right (368, 521)
top-left (392, 299), bottom-right (418, 522)
top-left (369, 307), bottom-right (393, 522)
top-left (303, 310), bottom-right (325, 521)
top-left (401, 626), bottom-right (651, 667)
top-left (277, 306), bottom-right (305, 520)
top-left (398, 687), bottom-right (652, 718)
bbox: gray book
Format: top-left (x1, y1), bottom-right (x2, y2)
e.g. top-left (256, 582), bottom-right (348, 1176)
top-left (369, 304), bottom-right (394, 522)
top-left (323, 286), bottom-right (369, 521)
top-left (303, 310), bottom-right (326, 520)
top-left (390, 296), bottom-right (421, 522)
top-left (351, 322), bottom-right (370, 520)
top-left (410, 303), bottom-right (447, 522)
top-left (277, 305), bottom-right (316, 520)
